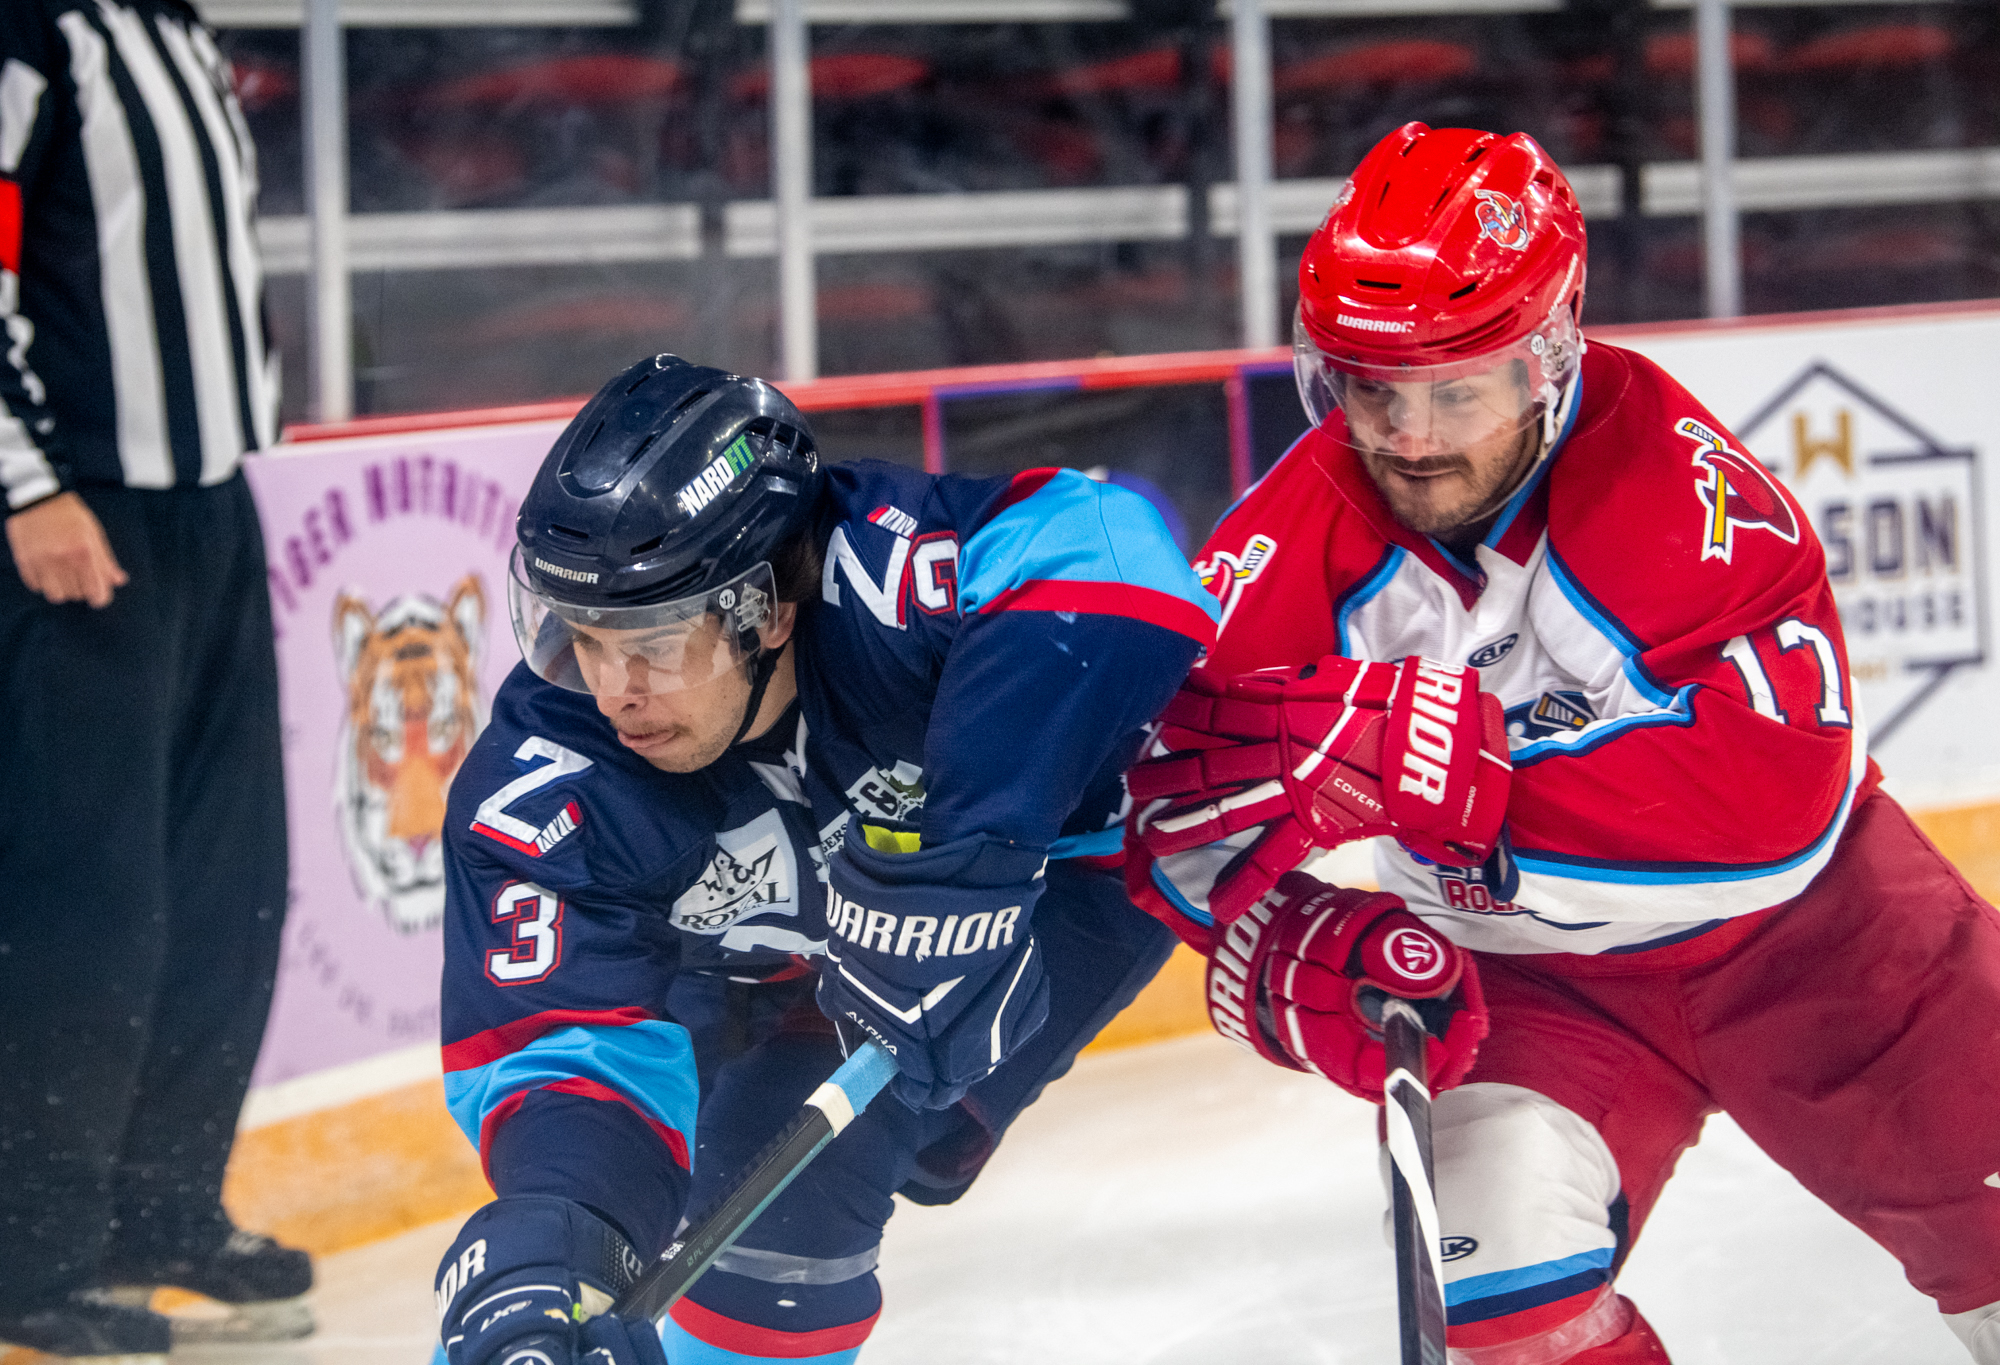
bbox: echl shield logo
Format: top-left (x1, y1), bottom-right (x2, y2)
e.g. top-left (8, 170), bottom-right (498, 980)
top-left (1472, 190), bottom-right (1530, 251)
top-left (1195, 533), bottom-right (1277, 630)
top-left (1678, 417), bottom-right (1801, 564)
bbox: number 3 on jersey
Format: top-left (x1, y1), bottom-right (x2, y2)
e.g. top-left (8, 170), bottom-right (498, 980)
top-left (487, 882), bottom-right (563, 985)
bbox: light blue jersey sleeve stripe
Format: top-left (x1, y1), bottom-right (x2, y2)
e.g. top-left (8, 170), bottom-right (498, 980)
top-left (441, 1020), bottom-right (699, 1149)
top-left (1509, 685), bottom-right (1698, 765)
top-left (1543, 552), bottom-right (1676, 708)
top-left (1049, 826), bottom-right (1124, 859)
top-left (1444, 1248), bottom-right (1616, 1307)
top-left (957, 471), bottom-right (1214, 620)
top-left (1513, 763), bottom-right (1860, 886)
top-left (1336, 547), bottom-right (1404, 658)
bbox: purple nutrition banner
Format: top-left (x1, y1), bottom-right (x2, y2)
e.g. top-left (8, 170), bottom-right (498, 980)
top-left (243, 420), bottom-right (566, 1088)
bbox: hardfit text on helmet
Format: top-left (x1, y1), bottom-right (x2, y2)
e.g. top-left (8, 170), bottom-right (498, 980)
top-left (676, 434), bottom-right (757, 520)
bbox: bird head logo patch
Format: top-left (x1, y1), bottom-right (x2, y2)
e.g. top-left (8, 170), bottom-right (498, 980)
top-left (1195, 533), bottom-right (1278, 630)
top-left (1678, 418), bottom-right (1800, 564)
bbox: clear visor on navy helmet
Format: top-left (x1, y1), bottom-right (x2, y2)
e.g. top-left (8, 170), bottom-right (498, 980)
top-left (1294, 303), bottom-right (1582, 461)
top-left (508, 548), bottom-right (776, 696)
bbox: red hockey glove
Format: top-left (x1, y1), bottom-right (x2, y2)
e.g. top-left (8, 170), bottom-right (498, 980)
top-left (1206, 872), bottom-right (1487, 1103)
top-left (1129, 654), bottom-right (1510, 924)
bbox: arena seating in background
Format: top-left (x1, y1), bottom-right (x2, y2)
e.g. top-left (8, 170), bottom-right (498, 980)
top-left (1272, 39), bottom-right (1479, 95)
top-left (729, 53), bottom-right (931, 103)
top-left (420, 54), bottom-right (688, 110)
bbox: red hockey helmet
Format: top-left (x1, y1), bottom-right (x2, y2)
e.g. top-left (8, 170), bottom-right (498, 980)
top-left (1295, 124), bottom-right (1587, 468)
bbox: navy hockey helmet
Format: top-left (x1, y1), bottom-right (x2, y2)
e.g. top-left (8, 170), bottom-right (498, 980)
top-left (509, 354), bottom-right (822, 697)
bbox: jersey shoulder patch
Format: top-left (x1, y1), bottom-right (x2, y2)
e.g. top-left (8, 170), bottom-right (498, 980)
top-left (444, 666), bottom-right (714, 894)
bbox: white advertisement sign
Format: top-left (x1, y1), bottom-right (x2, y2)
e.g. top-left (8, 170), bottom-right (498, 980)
top-left (1613, 305), bottom-right (2000, 809)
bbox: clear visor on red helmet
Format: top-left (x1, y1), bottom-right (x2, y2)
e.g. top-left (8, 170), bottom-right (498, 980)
top-left (1294, 304), bottom-right (1583, 465)
top-left (508, 548), bottom-right (776, 697)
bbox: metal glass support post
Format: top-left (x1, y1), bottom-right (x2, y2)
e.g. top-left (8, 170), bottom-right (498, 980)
top-left (302, 0), bottom-right (351, 421)
top-left (1230, 0), bottom-right (1277, 349)
top-left (1695, 0), bottom-right (1741, 319)
top-left (770, 0), bottom-right (816, 381)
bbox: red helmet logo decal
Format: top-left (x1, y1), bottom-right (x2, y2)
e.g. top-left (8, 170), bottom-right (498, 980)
top-left (1678, 418), bottom-right (1801, 564)
top-left (1384, 926), bottom-right (1448, 984)
top-left (1473, 189), bottom-right (1530, 251)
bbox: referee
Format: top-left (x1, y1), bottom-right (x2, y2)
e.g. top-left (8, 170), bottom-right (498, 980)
top-left (0, 1), bottom-right (310, 1357)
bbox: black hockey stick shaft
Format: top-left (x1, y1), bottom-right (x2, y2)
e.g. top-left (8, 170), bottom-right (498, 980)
top-left (610, 1039), bottom-right (900, 1324)
top-left (1383, 998), bottom-right (1448, 1365)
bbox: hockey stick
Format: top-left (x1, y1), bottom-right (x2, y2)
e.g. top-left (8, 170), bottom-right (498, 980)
top-left (1382, 997), bottom-right (1448, 1365)
top-left (612, 1038), bottom-right (900, 1324)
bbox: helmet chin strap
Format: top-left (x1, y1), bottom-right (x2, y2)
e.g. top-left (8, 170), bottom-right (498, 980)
top-left (729, 640), bottom-right (787, 748)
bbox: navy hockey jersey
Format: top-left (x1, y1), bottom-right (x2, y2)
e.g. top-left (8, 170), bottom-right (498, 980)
top-left (438, 461), bottom-right (1216, 1201)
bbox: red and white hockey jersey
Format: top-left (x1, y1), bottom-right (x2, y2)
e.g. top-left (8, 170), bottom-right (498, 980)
top-left (1157, 341), bottom-right (1876, 955)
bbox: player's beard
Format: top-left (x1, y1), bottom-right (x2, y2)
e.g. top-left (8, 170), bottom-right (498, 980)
top-left (1355, 424), bottom-right (1540, 542)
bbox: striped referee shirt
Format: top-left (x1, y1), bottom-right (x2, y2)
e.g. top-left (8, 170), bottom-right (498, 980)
top-left (0, 0), bottom-right (274, 513)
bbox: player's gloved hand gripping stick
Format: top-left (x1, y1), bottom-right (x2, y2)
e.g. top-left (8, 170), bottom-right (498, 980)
top-left (1200, 875), bottom-right (1467, 1363)
top-left (434, 1042), bottom-right (898, 1365)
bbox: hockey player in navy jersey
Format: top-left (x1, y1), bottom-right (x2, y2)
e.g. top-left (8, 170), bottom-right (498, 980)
top-left (429, 355), bottom-right (1216, 1365)
top-left (1130, 124), bottom-right (2000, 1362)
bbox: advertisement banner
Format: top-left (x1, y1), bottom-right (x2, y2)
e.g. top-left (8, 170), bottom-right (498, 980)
top-left (1615, 304), bottom-right (2000, 809)
top-left (244, 420), bottom-right (565, 1087)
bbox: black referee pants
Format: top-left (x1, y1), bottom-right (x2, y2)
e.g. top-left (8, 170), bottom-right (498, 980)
top-left (0, 474), bottom-right (288, 1311)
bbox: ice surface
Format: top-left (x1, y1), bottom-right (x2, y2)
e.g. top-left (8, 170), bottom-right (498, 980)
top-left (177, 1032), bottom-right (1965, 1365)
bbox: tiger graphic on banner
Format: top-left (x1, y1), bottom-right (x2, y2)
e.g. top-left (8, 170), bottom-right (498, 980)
top-left (332, 576), bottom-right (488, 932)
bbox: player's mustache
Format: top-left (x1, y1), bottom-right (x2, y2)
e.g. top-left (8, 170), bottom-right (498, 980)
top-left (1363, 449), bottom-right (1471, 477)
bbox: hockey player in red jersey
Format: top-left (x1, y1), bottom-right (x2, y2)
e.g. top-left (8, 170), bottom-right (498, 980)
top-left (1128, 123), bottom-right (2000, 1364)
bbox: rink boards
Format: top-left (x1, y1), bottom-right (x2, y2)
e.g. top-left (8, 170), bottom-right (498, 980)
top-left (222, 299), bottom-right (2000, 1260)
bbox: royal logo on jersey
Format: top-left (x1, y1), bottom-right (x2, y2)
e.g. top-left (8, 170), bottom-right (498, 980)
top-left (1473, 189), bottom-right (1530, 251)
top-left (846, 760), bottom-right (926, 824)
top-left (1678, 417), bottom-right (1801, 564)
top-left (671, 809), bottom-right (807, 952)
top-left (1195, 533), bottom-right (1277, 630)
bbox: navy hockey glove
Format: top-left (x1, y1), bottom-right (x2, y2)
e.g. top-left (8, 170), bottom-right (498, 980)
top-left (435, 1196), bottom-right (664, 1365)
top-left (819, 828), bottom-right (1051, 1110)
top-left (1208, 872), bottom-right (1488, 1103)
